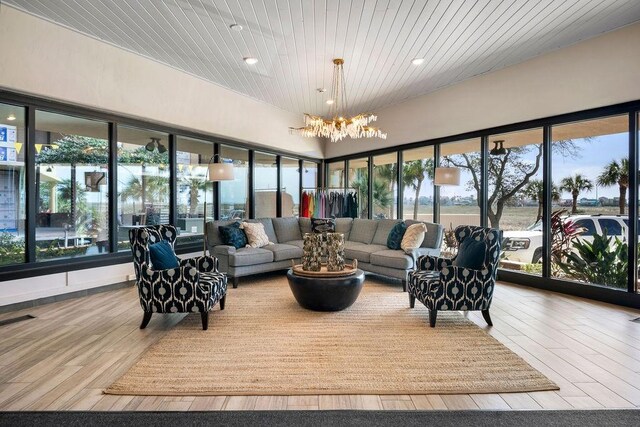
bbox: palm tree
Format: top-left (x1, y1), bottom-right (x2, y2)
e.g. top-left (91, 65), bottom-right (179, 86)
top-left (559, 174), bottom-right (593, 214)
top-left (375, 163), bottom-right (397, 218)
top-left (522, 179), bottom-right (560, 222)
top-left (597, 158), bottom-right (629, 215)
top-left (403, 159), bottom-right (434, 220)
top-left (181, 177), bottom-right (206, 216)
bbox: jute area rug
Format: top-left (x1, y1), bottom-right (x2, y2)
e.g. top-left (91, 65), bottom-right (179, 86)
top-left (106, 275), bottom-right (558, 396)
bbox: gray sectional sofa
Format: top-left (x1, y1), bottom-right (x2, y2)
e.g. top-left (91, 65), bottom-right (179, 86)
top-left (205, 217), bottom-right (444, 291)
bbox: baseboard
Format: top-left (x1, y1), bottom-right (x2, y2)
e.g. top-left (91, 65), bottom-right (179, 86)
top-left (0, 281), bottom-right (135, 314)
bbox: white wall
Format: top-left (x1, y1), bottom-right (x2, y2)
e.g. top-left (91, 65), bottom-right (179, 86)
top-left (326, 21), bottom-right (640, 158)
top-left (0, 6), bottom-right (322, 158)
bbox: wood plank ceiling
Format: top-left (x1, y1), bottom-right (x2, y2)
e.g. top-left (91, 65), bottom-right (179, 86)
top-left (5, 0), bottom-right (640, 118)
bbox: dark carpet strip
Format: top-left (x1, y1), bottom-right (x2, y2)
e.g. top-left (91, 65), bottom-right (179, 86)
top-left (0, 314), bottom-right (35, 327)
top-left (1, 410), bottom-right (639, 427)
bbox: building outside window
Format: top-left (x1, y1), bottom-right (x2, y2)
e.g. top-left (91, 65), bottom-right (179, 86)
top-left (116, 126), bottom-right (169, 251)
top-left (254, 152), bottom-right (278, 218)
top-left (35, 111), bottom-right (110, 260)
top-left (0, 103), bottom-right (26, 265)
top-left (281, 157), bottom-right (300, 217)
top-left (219, 145), bottom-right (248, 221)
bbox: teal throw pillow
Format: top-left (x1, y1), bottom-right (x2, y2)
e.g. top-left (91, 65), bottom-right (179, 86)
top-left (453, 238), bottom-right (487, 270)
top-left (219, 222), bottom-right (247, 249)
top-left (149, 240), bottom-right (179, 270)
top-left (387, 221), bottom-right (407, 250)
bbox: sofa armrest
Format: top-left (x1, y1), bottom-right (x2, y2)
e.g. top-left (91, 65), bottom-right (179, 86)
top-left (211, 245), bottom-right (236, 257)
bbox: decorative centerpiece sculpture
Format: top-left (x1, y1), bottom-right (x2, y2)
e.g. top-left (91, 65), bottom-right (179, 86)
top-left (326, 232), bottom-right (345, 271)
top-left (302, 233), bottom-right (323, 271)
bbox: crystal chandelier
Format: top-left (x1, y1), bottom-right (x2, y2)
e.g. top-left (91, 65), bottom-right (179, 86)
top-left (290, 58), bottom-right (387, 143)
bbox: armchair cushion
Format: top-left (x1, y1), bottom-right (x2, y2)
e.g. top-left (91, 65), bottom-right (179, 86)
top-left (148, 240), bottom-right (179, 270)
top-left (453, 238), bottom-right (487, 270)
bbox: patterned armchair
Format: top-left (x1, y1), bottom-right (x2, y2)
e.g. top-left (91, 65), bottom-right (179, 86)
top-left (407, 225), bottom-right (501, 327)
top-left (129, 225), bottom-right (227, 330)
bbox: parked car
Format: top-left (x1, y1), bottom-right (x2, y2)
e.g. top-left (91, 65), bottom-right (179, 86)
top-left (502, 214), bottom-right (629, 264)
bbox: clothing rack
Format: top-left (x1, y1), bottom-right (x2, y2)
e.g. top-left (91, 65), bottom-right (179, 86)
top-left (300, 187), bottom-right (359, 219)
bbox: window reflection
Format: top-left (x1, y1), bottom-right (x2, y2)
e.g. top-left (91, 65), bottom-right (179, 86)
top-left (35, 110), bottom-right (109, 260)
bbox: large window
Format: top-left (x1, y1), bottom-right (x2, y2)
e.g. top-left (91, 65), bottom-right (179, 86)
top-left (176, 136), bottom-right (212, 244)
top-left (551, 115), bottom-right (629, 289)
top-left (0, 104), bottom-right (26, 265)
top-left (117, 126), bottom-right (169, 251)
top-left (327, 161), bottom-right (345, 189)
top-left (439, 139), bottom-right (482, 231)
top-left (402, 147), bottom-right (434, 222)
top-left (302, 161), bottom-right (318, 189)
top-left (348, 158), bottom-right (369, 218)
top-left (220, 145), bottom-right (248, 221)
top-left (372, 153), bottom-right (397, 219)
top-left (35, 111), bottom-right (109, 261)
top-left (281, 157), bottom-right (300, 217)
top-left (254, 152), bottom-right (277, 218)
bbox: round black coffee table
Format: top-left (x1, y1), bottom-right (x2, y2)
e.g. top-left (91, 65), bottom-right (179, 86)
top-left (286, 268), bottom-right (365, 312)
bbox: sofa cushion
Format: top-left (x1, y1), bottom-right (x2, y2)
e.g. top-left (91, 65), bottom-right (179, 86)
top-left (335, 218), bottom-right (353, 239)
top-left (387, 221), bottom-right (407, 250)
top-left (218, 222), bottom-right (247, 249)
top-left (246, 218), bottom-right (278, 243)
top-left (263, 243), bottom-right (303, 262)
top-left (401, 223), bottom-right (427, 253)
top-left (299, 217), bottom-right (312, 235)
top-left (285, 239), bottom-right (304, 249)
top-left (272, 217), bottom-right (302, 243)
top-left (349, 219), bottom-right (379, 244)
top-left (229, 247), bottom-right (274, 267)
top-left (311, 217), bottom-right (336, 233)
top-left (205, 220), bottom-right (234, 246)
top-left (344, 243), bottom-right (388, 263)
top-left (372, 219), bottom-right (402, 246)
top-left (405, 220), bottom-right (441, 249)
top-left (370, 249), bottom-right (414, 270)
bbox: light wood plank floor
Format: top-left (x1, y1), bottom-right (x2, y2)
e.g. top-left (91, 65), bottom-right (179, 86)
top-left (1, 277), bottom-right (640, 411)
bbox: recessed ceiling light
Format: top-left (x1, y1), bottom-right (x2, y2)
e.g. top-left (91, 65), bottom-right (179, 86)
top-left (244, 57), bottom-right (258, 65)
top-left (6, 113), bottom-right (16, 121)
top-left (411, 58), bottom-right (425, 66)
top-left (317, 88), bottom-right (327, 93)
top-left (230, 24), bottom-right (243, 31)
top-left (326, 99), bottom-right (334, 105)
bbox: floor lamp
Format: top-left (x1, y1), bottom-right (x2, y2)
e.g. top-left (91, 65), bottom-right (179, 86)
top-left (203, 154), bottom-right (234, 255)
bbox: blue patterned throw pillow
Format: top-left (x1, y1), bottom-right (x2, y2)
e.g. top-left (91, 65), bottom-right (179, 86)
top-left (453, 238), bottom-right (487, 270)
top-left (149, 240), bottom-right (179, 270)
top-left (387, 221), bottom-right (407, 250)
top-left (219, 222), bottom-right (247, 249)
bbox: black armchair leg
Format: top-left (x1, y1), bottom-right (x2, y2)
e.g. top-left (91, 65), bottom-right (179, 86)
top-left (481, 309), bottom-right (493, 326)
top-left (402, 280), bottom-right (407, 292)
top-left (219, 295), bottom-right (226, 310)
top-left (232, 277), bottom-right (238, 289)
top-left (201, 312), bottom-right (209, 330)
top-left (409, 294), bottom-right (415, 308)
top-left (140, 312), bottom-right (152, 329)
top-left (429, 309), bottom-right (437, 327)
